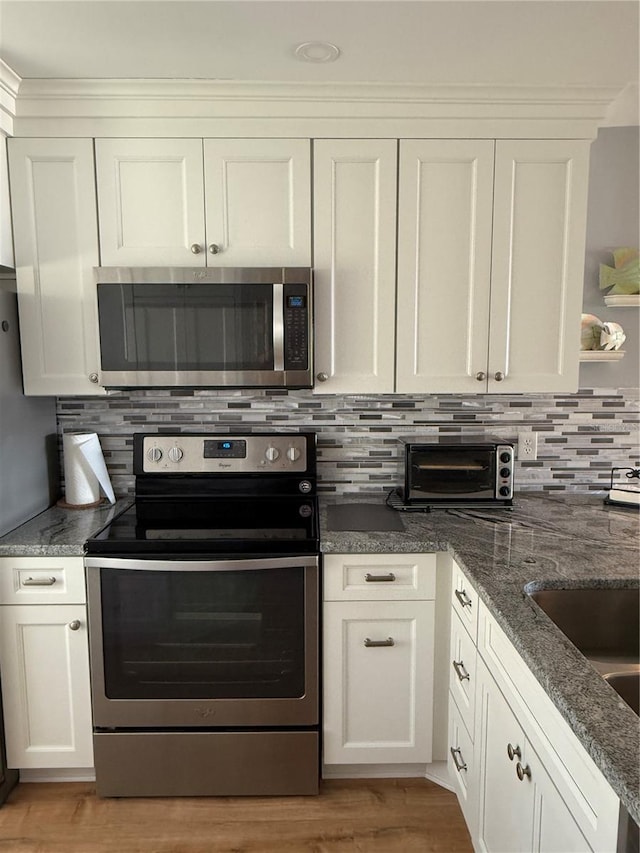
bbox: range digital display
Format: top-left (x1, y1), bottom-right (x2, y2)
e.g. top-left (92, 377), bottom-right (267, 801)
top-left (203, 440), bottom-right (247, 459)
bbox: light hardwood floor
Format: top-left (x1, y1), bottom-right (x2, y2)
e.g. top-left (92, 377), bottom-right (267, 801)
top-left (0, 778), bottom-right (473, 852)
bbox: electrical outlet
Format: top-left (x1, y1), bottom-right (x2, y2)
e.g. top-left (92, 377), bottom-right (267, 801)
top-left (518, 431), bottom-right (538, 461)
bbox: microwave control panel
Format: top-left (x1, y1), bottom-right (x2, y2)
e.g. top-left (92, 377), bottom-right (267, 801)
top-left (284, 284), bottom-right (309, 370)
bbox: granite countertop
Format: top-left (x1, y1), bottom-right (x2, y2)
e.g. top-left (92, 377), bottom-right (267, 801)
top-left (0, 491), bottom-right (638, 823)
top-left (0, 499), bottom-right (132, 556)
top-left (320, 491), bottom-right (640, 826)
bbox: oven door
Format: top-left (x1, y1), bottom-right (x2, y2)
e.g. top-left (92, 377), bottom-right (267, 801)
top-left (85, 555), bottom-right (318, 728)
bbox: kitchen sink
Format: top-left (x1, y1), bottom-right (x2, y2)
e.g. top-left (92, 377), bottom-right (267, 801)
top-left (526, 586), bottom-right (640, 713)
top-left (604, 672), bottom-right (640, 715)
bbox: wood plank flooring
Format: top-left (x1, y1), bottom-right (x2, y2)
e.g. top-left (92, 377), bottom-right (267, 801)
top-left (0, 778), bottom-right (473, 853)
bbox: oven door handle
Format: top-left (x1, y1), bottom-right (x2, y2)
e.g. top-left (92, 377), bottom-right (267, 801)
top-left (84, 555), bottom-right (319, 571)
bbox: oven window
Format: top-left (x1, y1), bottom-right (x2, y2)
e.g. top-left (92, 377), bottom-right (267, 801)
top-left (409, 448), bottom-right (496, 499)
top-left (98, 283), bottom-right (274, 371)
top-left (100, 567), bottom-right (305, 700)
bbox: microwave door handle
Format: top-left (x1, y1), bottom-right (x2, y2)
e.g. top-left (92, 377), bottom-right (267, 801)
top-left (273, 282), bottom-right (284, 371)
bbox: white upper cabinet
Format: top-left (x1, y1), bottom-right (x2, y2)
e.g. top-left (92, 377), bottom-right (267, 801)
top-left (313, 139), bottom-right (398, 393)
top-left (95, 138), bottom-right (205, 267)
top-left (396, 140), bottom-right (495, 393)
top-left (8, 138), bottom-right (104, 395)
top-left (96, 138), bottom-right (311, 267)
top-left (396, 138), bottom-right (591, 394)
top-left (203, 139), bottom-right (311, 266)
top-left (488, 140), bottom-right (591, 394)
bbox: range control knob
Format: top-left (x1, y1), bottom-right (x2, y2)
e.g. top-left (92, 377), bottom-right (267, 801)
top-left (287, 446), bottom-right (301, 462)
top-left (147, 446), bottom-right (163, 463)
top-left (168, 446), bottom-right (184, 463)
top-left (265, 446), bottom-right (280, 462)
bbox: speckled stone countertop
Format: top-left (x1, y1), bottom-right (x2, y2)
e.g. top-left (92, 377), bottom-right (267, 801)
top-left (0, 492), bottom-right (638, 824)
top-left (0, 499), bottom-right (131, 556)
top-left (321, 492), bottom-right (640, 826)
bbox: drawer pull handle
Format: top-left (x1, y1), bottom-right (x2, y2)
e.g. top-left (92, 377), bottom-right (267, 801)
top-left (452, 659), bottom-right (470, 682)
top-left (364, 637), bottom-right (395, 648)
top-left (364, 572), bottom-right (396, 583)
top-left (455, 588), bottom-right (472, 609)
top-left (507, 743), bottom-right (522, 761)
top-left (22, 576), bottom-right (57, 587)
top-left (450, 746), bottom-right (467, 773)
top-left (516, 762), bottom-right (531, 781)
top-left (68, 620), bottom-right (81, 631)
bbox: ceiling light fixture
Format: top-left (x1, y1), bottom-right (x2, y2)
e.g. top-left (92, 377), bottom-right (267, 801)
top-left (294, 42), bottom-right (341, 63)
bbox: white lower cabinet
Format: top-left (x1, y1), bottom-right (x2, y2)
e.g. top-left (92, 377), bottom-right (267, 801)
top-left (0, 557), bottom-right (94, 770)
top-left (323, 553), bottom-right (436, 766)
top-left (447, 563), bottom-right (621, 853)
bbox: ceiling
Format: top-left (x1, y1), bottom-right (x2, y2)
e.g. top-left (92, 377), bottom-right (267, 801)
top-left (1, 0), bottom-right (638, 90)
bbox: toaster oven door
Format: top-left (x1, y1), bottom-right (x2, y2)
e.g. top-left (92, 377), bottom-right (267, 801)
top-left (407, 447), bottom-right (497, 502)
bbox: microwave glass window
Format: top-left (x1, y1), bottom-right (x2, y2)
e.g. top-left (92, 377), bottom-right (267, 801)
top-left (98, 284), bottom-right (274, 371)
top-left (409, 448), bottom-right (496, 499)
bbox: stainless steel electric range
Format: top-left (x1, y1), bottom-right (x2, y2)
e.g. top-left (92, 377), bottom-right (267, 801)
top-left (84, 432), bottom-right (319, 798)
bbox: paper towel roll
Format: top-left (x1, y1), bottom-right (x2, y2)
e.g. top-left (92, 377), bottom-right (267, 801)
top-left (63, 433), bottom-right (115, 507)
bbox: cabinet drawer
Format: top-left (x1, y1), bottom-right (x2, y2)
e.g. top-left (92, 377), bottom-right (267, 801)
top-left (449, 609), bottom-right (477, 739)
top-left (0, 557), bottom-right (86, 604)
top-left (451, 560), bottom-right (478, 641)
top-left (323, 553), bottom-right (436, 601)
top-left (448, 691), bottom-right (478, 837)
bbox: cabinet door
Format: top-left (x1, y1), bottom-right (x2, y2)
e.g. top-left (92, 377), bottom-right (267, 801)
top-left (0, 604), bottom-right (93, 769)
top-left (204, 139), bottom-right (310, 266)
top-left (396, 140), bottom-right (494, 393)
top-left (488, 140), bottom-right (591, 393)
top-left (476, 659), bottom-right (532, 853)
top-left (8, 138), bottom-right (103, 395)
top-left (313, 140), bottom-right (397, 393)
top-left (96, 138), bottom-right (206, 266)
top-left (323, 599), bottom-right (434, 764)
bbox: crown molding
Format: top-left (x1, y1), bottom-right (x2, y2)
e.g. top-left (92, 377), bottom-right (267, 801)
top-left (0, 61), bottom-right (21, 134)
top-left (10, 78), bottom-right (625, 138)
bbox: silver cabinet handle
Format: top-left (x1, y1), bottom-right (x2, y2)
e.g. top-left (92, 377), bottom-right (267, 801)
top-left (23, 576), bottom-right (57, 587)
top-left (190, 243), bottom-right (202, 254)
top-left (68, 620), bottom-right (81, 631)
top-left (494, 371), bottom-right (505, 382)
top-left (476, 371), bottom-right (486, 381)
top-left (507, 742), bottom-right (522, 761)
top-left (450, 746), bottom-right (467, 773)
top-left (316, 372), bottom-right (329, 382)
top-left (89, 373), bottom-right (99, 384)
top-left (364, 637), bottom-right (395, 648)
top-left (452, 659), bottom-right (470, 682)
top-left (516, 762), bottom-right (531, 781)
top-left (455, 588), bottom-right (473, 609)
top-left (208, 244), bottom-right (220, 254)
top-left (365, 572), bottom-right (396, 583)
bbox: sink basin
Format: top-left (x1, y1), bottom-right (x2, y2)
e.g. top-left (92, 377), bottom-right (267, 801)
top-left (528, 587), bottom-right (639, 665)
top-left (527, 587), bottom-right (640, 713)
top-left (604, 672), bottom-right (640, 715)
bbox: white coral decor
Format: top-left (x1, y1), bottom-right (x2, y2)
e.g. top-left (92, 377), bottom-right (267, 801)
top-left (600, 322), bottom-right (626, 351)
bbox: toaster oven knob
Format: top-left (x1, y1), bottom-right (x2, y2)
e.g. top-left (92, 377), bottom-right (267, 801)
top-left (500, 451), bottom-right (512, 463)
top-left (147, 446), bottom-right (163, 463)
top-left (168, 446), bottom-right (184, 463)
top-left (499, 486), bottom-right (511, 497)
top-left (500, 467), bottom-right (511, 478)
top-left (265, 446), bottom-right (280, 462)
top-left (287, 446), bottom-right (301, 462)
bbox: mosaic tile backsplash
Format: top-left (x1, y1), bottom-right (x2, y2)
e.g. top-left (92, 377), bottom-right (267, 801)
top-left (55, 388), bottom-right (640, 498)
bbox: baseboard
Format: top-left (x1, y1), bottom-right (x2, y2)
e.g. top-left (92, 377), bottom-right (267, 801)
top-left (18, 768), bottom-right (96, 783)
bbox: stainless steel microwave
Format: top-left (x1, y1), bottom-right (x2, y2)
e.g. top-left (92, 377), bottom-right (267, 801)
top-left (94, 267), bottom-right (313, 389)
top-left (398, 435), bottom-right (514, 509)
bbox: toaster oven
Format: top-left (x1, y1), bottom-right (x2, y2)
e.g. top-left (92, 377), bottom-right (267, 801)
top-left (397, 435), bottom-right (514, 509)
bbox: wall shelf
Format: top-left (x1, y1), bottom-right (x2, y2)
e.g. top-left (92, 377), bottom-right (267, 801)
top-left (603, 294), bottom-right (640, 308)
top-left (579, 350), bottom-right (625, 362)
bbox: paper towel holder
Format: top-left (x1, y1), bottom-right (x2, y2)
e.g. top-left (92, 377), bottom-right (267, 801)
top-left (56, 496), bottom-right (108, 511)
